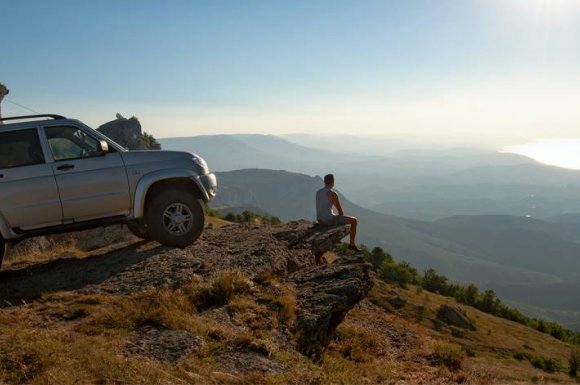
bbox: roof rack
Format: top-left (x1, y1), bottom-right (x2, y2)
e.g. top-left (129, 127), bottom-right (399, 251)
top-left (0, 114), bottom-right (67, 122)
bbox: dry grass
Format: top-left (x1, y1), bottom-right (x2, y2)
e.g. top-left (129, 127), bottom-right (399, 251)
top-left (182, 270), bottom-right (252, 309)
top-left (2, 261), bottom-right (578, 384)
top-left (428, 341), bottom-right (465, 371)
top-left (205, 215), bottom-right (233, 229)
top-left (5, 242), bottom-right (85, 267)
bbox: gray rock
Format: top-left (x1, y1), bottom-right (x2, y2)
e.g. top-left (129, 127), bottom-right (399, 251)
top-left (126, 325), bottom-right (203, 362)
top-left (436, 304), bottom-right (476, 331)
top-left (214, 351), bottom-right (285, 375)
top-left (97, 114), bottom-right (161, 150)
top-left (290, 255), bottom-right (373, 360)
top-left (388, 295), bottom-right (406, 309)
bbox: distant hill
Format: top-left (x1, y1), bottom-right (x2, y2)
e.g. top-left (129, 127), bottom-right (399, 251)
top-left (158, 134), bottom-right (348, 175)
top-left (412, 215), bottom-right (580, 281)
top-left (495, 283), bottom-right (580, 330)
top-left (546, 213), bottom-right (580, 225)
top-left (213, 169), bottom-right (560, 285)
top-left (160, 133), bottom-right (580, 220)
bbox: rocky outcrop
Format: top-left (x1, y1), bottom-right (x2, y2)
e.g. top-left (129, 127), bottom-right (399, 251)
top-left (127, 325), bottom-right (204, 362)
top-left (97, 113), bottom-right (161, 150)
top-left (436, 305), bottom-right (476, 331)
top-left (291, 255), bottom-right (373, 359)
top-left (1, 221), bottom-right (372, 361)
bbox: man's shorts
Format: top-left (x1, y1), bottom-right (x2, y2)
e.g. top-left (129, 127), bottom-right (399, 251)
top-left (318, 215), bottom-right (349, 226)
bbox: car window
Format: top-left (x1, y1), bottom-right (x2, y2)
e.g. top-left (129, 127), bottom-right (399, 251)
top-left (0, 129), bottom-right (45, 169)
top-left (45, 126), bottom-right (101, 161)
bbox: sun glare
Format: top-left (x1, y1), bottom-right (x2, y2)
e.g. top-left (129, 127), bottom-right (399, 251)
top-left (506, 139), bottom-right (580, 170)
top-left (505, 0), bottom-right (580, 23)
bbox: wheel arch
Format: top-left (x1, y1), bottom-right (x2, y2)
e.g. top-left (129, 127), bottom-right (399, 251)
top-left (134, 169), bottom-right (207, 218)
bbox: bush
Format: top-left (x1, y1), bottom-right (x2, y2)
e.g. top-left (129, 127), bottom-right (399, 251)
top-left (186, 270), bottom-right (252, 308)
top-left (428, 342), bottom-right (465, 371)
top-left (530, 356), bottom-right (561, 373)
top-left (368, 247), bottom-right (394, 270)
top-left (378, 261), bottom-right (417, 286)
top-left (422, 268), bottom-right (449, 294)
top-left (203, 205), bottom-right (222, 218)
top-left (224, 211), bottom-right (281, 225)
top-left (513, 351), bottom-right (531, 361)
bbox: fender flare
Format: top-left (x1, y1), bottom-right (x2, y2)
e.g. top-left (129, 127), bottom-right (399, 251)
top-left (133, 169), bottom-right (207, 218)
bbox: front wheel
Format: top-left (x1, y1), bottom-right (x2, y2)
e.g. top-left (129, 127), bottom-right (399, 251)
top-left (145, 189), bottom-right (205, 248)
top-left (0, 239), bottom-right (7, 268)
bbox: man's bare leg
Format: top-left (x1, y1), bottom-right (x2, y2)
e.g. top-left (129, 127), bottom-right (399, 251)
top-left (344, 216), bottom-right (361, 251)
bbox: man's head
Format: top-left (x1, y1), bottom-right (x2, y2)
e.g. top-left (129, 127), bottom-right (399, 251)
top-left (324, 173), bottom-right (335, 187)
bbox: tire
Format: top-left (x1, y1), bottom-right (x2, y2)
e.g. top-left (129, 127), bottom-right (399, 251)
top-left (0, 239), bottom-right (7, 268)
top-left (145, 189), bottom-right (205, 248)
top-left (127, 220), bottom-right (151, 240)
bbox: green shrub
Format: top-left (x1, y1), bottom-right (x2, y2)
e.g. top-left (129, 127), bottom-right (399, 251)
top-left (422, 268), bottom-right (449, 294)
top-left (378, 261), bottom-right (417, 286)
top-left (513, 351), bottom-right (531, 361)
top-left (203, 205), bottom-right (222, 218)
top-left (530, 356), bottom-right (561, 373)
top-left (224, 211), bottom-right (281, 225)
top-left (369, 247), bottom-right (394, 270)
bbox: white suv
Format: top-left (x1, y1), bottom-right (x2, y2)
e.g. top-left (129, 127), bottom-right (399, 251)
top-left (0, 114), bottom-right (217, 266)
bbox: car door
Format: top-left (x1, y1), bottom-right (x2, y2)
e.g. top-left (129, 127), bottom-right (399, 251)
top-left (43, 125), bottom-right (131, 222)
top-left (0, 128), bottom-right (63, 229)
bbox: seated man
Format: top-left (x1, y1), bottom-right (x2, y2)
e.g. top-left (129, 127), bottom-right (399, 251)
top-left (316, 173), bottom-right (361, 251)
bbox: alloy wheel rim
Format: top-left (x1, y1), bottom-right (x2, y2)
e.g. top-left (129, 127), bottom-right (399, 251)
top-left (162, 203), bottom-right (193, 235)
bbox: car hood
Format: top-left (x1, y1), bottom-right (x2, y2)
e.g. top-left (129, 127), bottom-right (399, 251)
top-left (120, 150), bottom-right (195, 166)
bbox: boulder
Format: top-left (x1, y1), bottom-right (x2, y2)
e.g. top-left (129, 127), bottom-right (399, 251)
top-left (436, 304), bottom-right (476, 331)
top-left (127, 325), bottom-right (203, 362)
top-left (290, 255), bottom-right (373, 360)
top-left (388, 295), bottom-right (407, 309)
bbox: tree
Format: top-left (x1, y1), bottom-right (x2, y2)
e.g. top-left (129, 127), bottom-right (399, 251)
top-left (464, 284), bottom-right (479, 306)
top-left (422, 268), bottom-right (449, 294)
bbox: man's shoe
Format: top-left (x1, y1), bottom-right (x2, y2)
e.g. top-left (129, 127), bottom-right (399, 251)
top-left (348, 244), bottom-right (363, 252)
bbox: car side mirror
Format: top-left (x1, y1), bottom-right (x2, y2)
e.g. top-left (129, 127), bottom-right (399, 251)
top-left (98, 140), bottom-right (109, 154)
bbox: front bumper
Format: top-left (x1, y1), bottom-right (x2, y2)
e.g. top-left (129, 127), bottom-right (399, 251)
top-left (198, 173), bottom-right (218, 201)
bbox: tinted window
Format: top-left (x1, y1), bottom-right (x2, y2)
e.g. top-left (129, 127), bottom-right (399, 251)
top-left (0, 129), bottom-right (45, 169)
top-left (45, 126), bottom-right (100, 161)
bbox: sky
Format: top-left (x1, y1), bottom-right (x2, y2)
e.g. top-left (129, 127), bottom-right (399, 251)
top-left (3, 0), bottom-right (580, 148)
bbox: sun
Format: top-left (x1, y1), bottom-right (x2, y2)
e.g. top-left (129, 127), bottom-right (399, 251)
top-left (506, 0), bottom-right (580, 23)
top-left (506, 139), bottom-right (580, 170)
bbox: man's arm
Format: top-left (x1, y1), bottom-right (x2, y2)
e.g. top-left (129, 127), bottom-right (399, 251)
top-left (327, 190), bottom-right (344, 216)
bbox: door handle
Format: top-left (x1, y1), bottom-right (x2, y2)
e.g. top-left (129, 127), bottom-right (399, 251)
top-left (57, 164), bottom-right (75, 171)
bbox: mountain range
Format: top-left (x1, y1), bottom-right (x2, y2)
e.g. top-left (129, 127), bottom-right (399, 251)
top-left (159, 134), bottom-right (580, 220)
